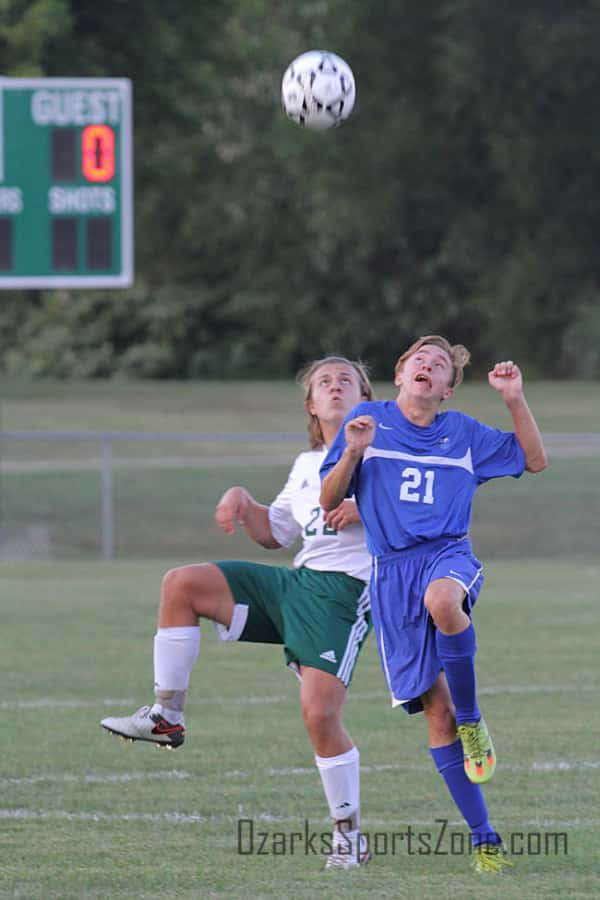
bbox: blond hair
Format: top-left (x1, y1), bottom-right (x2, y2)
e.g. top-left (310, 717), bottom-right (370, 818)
top-left (297, 356), bottom-right (374, 450)
top-left (394, 335), bottom-right (470, 388)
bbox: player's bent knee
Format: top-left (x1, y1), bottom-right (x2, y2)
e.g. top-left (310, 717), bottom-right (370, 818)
top-left (425, 588), bottom-right (463, 629)
top-left (161, 564), bottom-right (218, 612)
top-left (424, 592), bottom-right (450, 621)
top-left (161, 565), bottom-right (193, 604)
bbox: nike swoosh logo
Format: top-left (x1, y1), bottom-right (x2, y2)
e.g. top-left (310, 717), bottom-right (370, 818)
top-left (378, 423), bottom-right (393, 430)
top-left (152, 721), bottom-right (184, 735)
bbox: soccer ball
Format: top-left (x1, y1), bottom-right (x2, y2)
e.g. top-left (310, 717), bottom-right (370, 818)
top-left (281, 50), bottom-right (356, 130)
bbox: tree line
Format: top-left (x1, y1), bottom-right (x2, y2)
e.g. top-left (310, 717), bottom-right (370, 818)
top-left (2, 0), bottom-right (600, 379)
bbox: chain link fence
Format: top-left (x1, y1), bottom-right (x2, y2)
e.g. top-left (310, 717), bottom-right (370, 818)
top-left (1, 430), bottom-right (598, 562)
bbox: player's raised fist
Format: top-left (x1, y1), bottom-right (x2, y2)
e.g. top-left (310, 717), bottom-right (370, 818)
top-left (215, 486), bottom-right (249, 535)
top-left (488, 360), bottom-right (523, 396)
top-left (345, 415), bottom-right (376, 454)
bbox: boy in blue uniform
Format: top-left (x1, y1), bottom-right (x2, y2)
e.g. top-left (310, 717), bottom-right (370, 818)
top-left (320, 335), bottom-right (547, 872)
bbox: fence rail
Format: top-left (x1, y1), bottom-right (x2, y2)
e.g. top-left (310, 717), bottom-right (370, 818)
top-left (1, 430), bottom-right (598, 561)
top-left (0, 430), bottom-right (305, 560)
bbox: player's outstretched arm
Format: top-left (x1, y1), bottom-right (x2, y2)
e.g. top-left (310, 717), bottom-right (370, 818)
top-left (215, 486), bottom-right (281, 548)
top-left (488, 361), bottom-right (548, 473)
top-left (320, 415), bottom-right (375, 510)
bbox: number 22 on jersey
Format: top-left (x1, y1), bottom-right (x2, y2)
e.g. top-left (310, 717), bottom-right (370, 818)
top-left (304, 506), bottom-right (337, 536)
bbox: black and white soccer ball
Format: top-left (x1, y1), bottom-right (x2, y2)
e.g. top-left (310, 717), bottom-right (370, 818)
top-left (281, 50), bottom-right (356, 130)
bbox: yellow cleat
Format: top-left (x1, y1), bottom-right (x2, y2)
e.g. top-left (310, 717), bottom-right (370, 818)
top-left (456, 718), bottom-right (496, 784)
top-left (471, 842), bottom-right (514, 874)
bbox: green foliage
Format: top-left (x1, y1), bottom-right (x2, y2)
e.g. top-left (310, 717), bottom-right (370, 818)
top-left (560, 290), bottom-right (600, 377)
top-left (2, 0), bottom-right (600, 378)
top-left (0, 0), bottom-right (71, 75)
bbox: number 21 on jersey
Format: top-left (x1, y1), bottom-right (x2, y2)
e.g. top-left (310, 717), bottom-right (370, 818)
top-left (399, 467), bottom-right (435, 504)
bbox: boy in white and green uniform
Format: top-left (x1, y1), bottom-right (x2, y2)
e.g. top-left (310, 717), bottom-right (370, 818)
top-left (101, 357), bottom-right (374, 870)
top-left (215, 446), bottom-right (370, 684)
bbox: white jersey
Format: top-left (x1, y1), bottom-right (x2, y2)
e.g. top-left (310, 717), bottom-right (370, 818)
top-left (268, 448), bottom-right (372, 583)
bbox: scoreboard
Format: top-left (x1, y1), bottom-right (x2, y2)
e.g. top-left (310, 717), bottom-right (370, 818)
top-left (0, 77), bottom-right (133, 289)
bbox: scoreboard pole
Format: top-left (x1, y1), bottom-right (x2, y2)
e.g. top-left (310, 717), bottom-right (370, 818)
top-left (0, 77), bottom-right (133, 289)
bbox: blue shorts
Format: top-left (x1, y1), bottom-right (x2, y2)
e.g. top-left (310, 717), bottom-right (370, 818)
top-left (370, 537), bottom-right (483, 713)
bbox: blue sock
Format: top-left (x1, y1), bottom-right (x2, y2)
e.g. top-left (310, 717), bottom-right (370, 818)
top-left (430, 739), bottom-right (499, 847)
top-left (436, 623), bottom-right (480, 725)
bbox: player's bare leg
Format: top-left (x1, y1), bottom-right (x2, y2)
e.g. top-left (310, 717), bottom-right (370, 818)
top-left (300, 666), bottom-right (370, 869)
top-left (158, 563), bottom-right (235, 628)
top-left (421, 671), bottom-right (457, 747)
top-left (300, 666), bottom-right (352, 758)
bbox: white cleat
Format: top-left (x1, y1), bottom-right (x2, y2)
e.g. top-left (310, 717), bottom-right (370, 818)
top-left (100, 705), bottom-right (185, 749)
top-left (325, 830), bottom-right (371, 869)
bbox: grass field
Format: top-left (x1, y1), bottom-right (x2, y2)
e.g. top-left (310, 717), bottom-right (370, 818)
top-left (1, 378), bottom-right (599, 896)
top-left (1, 559), bottom-right (599, 899)
top-left (2, 376), bottom-right (600, 433)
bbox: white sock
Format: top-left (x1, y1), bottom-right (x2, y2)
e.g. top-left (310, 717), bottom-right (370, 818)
top-left (153, 626), bottom-right (200, 721)
top-left (315, 746), bottom-right (360, 829)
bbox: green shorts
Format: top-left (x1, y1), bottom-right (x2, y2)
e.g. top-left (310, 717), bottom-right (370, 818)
top-left (213, 561), bottom-right (371, 686)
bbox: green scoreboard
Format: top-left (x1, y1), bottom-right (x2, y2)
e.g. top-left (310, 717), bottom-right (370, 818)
top-left (0, 77), bottom-right (133, 288)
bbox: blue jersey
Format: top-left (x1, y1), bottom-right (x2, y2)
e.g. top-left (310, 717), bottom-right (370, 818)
top-left (320, 400), bottom-right (526, 556)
